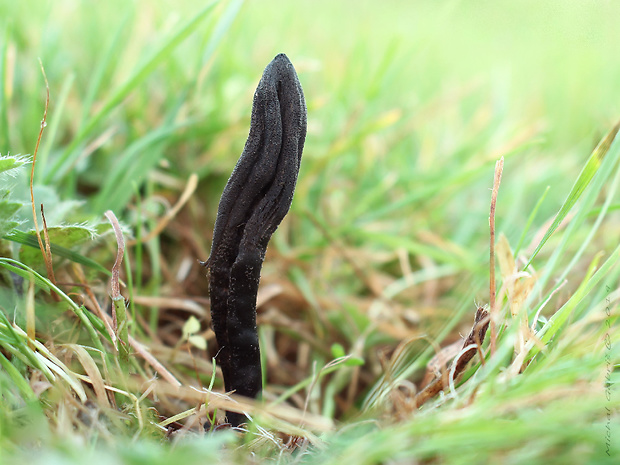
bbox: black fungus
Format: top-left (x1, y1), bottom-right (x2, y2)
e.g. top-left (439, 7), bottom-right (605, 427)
top-left (205, 53), bottom-right (306, 427)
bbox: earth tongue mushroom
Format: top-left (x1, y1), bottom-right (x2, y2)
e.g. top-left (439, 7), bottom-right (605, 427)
top-left (204, 53), bottom-right (307, 427)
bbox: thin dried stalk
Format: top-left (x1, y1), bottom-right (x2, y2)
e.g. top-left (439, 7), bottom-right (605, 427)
top-left (489, 157), bottom-right (504, 355)
top-left (29, 61), bottom-right (58, 300)
top-left (105, 210), bottom-right (129, 366)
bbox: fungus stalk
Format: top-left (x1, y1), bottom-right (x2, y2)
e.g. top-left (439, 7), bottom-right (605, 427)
top-left (204, 54), bottom-right (307, 427)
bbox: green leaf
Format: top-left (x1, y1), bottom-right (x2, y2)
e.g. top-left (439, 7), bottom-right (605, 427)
top-left (188, 335), bottom-right (207, 351)
top-left (0, 153), bottom-right (30, 176)
top-left (344, 356), bottom-right (365, 367)
top-left (331, 343), bottom-right (346, 359)
top-left (182, 315), bottom-right (201, 339)
top-left (18, 225), bottom-right (94, 266)
top-left (4, 228), bottom-right (110, 275)
top-left (0, 190), bottom-right (23, 237)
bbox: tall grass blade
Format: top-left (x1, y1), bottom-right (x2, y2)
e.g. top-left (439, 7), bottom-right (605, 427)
top-left (0, 352), bottom-right (36, 401)
top-left (0, 23), bottom-right (10, 151)
top-left (45, 1), bottom-right (219, 183)
top-left (524, 122), bottom-right (620, 270)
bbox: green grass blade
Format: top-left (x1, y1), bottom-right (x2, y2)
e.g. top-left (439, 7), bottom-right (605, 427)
top-left (0, 22), bottom-right (10, 151)
top-left (80, 11), bottom-right (133, 124)
top-left (35, 351), bottom-right (88, 403)
top-left (44, 1), bottom-right (219, 183)
top-left (514, 185), bottom-right (549, 256)
top-left (0, 259), bottom-right (51, 292)
top-left (200, 0), bottom-right (244, 68)
top-left (528, 242), bottom-right (620, 361)
top-left (0, 310), bottom-right (56, 380)
top-left (524, 122), bottom-right (620, 270)
top-left (0, 310), bottom-right (89, 403)
top-left (555, 152), bottom-right (620, 285)
top-left (91, 117), bottom-right (185, 213)
top-left (0, 351), bottom-right (36, 401)
top-left (0, 258), bottom-right (105, 352)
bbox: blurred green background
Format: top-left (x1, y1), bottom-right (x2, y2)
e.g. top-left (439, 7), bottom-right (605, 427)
top-left (2, 0), bottom-right (619, 255)
top-left (1, 0), bottom-right (619, 463)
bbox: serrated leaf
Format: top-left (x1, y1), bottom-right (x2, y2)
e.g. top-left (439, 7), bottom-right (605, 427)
top-left (0, 154), bottom-right (30, 176)
top-left (4, 229), bottom-right (109, 275)
top-left (18, 225), bottom-right (96, 268)
top-left (36, 225), bottom-right (94, 247)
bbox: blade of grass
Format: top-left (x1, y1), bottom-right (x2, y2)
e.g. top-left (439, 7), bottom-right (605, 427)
top-left (523, 122), bottom-right (620, 315)
top-left (533, 242), bottom-right (620, 357)
top-left (0, 259), bottom-right (51, 292)
top-left (65, 344), bottom-right (110, 407)
top-left (514, 185), bottom-right (550, 256)
top-left (0, 351), bottom-right (36, 401)
top-left (80, 11), bottom-right (133, 124)
top-left (524, 122), bottom-right (620, 270)
top-left (352, 230), bottom-right (476, 269)
top-left (269, 356), bottom-right (358, 407)
top-left (554, 150), bottom-right (620, 289)
top-left (0, 258), bottom-right (105, 352)
top-left (356, 141), bottom-right (536, 225)
top-left (0, 22), bottom-right (10, 150)
top-left (0, 310), bottom-right (56, 380)
top-left (35, 351), bottom-right (87, 403)
top-left (91, 116), bottom-right (186, 213)
top-left (44, 1), bottom-right (219, 183)
top-left (199, 0), bottom-right (244, 69)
